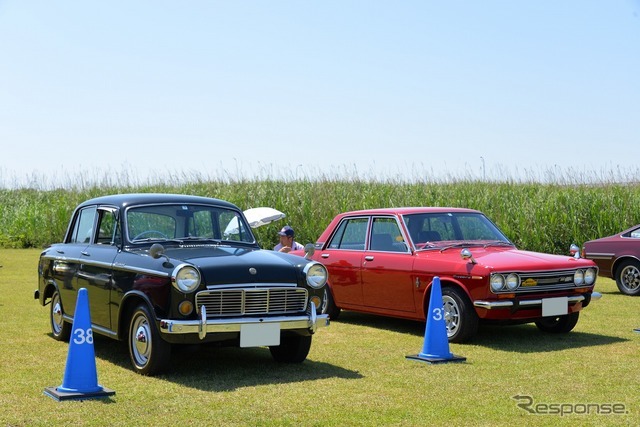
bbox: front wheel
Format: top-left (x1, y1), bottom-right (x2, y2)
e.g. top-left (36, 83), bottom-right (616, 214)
top-left (441, 287), bottom-right (478, 343)
top-left (50, 290), bottom-right (71, 342)
top-left (615, 259), bottom-right (640, 296)
top-left (535, 311), bottom-right (580, 333)
top-left (128, 304), bottom-right (171, 375)
top-left (269, 334), bottom-right (312, 363)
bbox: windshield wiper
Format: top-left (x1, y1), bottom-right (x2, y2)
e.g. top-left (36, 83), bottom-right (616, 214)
top-left (415, 242), bottom-right (439, 251)
top-left (438, 242), bottom-right (483, 252)
top-left (131, 237), bottom-right (169, 243)
top-left (177, 237), bottom-right (223, 244)
top-left (483, 240), bottom-right (515, 248)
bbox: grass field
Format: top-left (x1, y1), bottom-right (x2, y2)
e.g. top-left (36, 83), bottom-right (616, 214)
top-left (1, 248), bottom-right (638, 426)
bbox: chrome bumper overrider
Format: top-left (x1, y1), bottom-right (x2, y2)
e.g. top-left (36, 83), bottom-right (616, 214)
top-left (473, 292), bottom-right (602, 310)
top-left (159, 302), bottom-right (330, 340)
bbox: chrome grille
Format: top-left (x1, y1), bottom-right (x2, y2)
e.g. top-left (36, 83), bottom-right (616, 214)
top-left (195, 287), bottom-right (308, 317)
top-left (516, 269), bottom-right (589, 293)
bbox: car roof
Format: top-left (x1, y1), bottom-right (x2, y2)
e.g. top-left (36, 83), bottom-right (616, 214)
top-left (337, 207), bottom-right (481, 216)
top-left (77, 193), bottom-right (240, 211)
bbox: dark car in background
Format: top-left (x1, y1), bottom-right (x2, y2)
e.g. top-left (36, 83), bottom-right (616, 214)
top-left (583, 224), bottom-right (640, 296)
top-left (35, 193), bottom-right (329, 375)
top-left (296, 207), bottom-right (600, 343)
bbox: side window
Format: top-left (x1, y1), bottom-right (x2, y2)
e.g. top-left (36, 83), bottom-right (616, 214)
top-left (370, 217), bottom-right (407, 252)
top-left (328, 218), bottom-right (368, 250)
top-left (71, 206), bottom-right (97, 244)
top-left (96, 209), bottom-right (117, 245)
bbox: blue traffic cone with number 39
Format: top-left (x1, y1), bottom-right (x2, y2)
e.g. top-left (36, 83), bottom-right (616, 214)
top-left (45, 288), bottom-right (115, 401)
top-left (406, 277), bottom-right (466, 364)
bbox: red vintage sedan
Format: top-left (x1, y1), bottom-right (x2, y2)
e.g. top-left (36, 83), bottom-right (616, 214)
top-left (583, 224), bottom-right (640, 296)
top-left (296, 207), bottom-right (601, 342)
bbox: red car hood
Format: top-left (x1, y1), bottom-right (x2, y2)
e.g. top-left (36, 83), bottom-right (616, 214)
top-left (417, 246), bottom-right (595, 273)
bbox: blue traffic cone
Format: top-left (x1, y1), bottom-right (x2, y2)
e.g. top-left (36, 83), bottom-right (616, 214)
top-left (44, 288), bottom-right (115, 401)
top-left (406, 277), bottom-right (466, 364)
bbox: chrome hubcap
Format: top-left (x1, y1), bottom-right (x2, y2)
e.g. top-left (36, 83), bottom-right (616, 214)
top-left (321, 288), bottom-right (329, 313)
top-left (52, 298), bottom-right (63, 333)
top-left (132, 317), bottom-right (151, 365)
top-left (442, 296), bottom-right (459, 337)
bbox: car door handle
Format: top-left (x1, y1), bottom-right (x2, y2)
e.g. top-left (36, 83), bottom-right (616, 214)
top-left (81, 251), bottom-right (90, 256)
top-left (364, 256), bottom-right (374, 261)
top-left (321, 253), bottom-right (329, 258)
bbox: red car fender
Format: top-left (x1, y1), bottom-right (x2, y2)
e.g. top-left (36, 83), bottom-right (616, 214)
top-left (419, 276), bottom-right (473, 318)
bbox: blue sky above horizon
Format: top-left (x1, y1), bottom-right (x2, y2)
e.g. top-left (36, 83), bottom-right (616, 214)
top-left (1, 1), bottom-right (639, 187)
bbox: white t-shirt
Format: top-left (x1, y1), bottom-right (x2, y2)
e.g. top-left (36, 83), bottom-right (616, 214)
top-left (273, 241), bottom-right (305, 252)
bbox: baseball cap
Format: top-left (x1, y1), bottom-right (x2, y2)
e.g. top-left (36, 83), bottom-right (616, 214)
top-left (277, 225), bottom-right (295, 237)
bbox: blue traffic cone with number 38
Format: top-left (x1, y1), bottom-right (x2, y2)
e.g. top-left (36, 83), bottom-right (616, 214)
top-left (406, 276), bottom-right (466, 364)
top-left (45, 288), bottom-right (115, 401)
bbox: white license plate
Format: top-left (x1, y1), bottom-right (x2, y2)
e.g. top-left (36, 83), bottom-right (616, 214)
top-left (542, 297), bottom-right (568, 317)
top-left (240, 323), bottom-right (281, 347)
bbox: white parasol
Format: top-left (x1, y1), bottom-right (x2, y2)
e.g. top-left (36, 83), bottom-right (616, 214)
top-left (224, 207), bottom-right (286, 235)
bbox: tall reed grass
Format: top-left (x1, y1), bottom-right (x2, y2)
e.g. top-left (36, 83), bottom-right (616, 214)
top-left (1, 166), bottom-right (640, 254)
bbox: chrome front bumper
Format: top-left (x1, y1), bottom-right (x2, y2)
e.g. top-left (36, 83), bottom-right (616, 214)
top-left (159, 302), bottom-right (329, 340)
top-left (473, 292), bottom-right (602, 310)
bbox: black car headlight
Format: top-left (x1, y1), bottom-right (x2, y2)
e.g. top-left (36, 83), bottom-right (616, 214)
top-left (171, 264), bottom-right (200, 293)
top-left (304, 262), bottom-right (328, 289)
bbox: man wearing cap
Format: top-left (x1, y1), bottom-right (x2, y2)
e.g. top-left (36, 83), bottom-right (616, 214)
top-left (274, 225), bottom-right (305, 253)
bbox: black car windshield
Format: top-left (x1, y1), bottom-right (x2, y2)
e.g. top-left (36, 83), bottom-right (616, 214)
top-left (126, 204), bottom-right (255, 244)
top-left (403, 212), bottom-right (512, 250)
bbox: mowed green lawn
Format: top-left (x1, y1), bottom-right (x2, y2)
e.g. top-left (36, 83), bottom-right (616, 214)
top-left (1, 249), bottom-right (638, 426)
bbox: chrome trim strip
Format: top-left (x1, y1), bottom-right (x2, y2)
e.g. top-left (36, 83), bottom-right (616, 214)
top-left (73, 256), bottom-right (170, 277)
top-left (518, 295), bottom-right (585, 307)
top-left (61, 314), bottom-right (119, 339)
top-left (474, 294), bottom-right (588, 309)
top-left (92, 324), bottom-right (118, 339)
top-left (110, 263), bottom-right (171, 277)
top-left (585, 253), bottom-right (614, 260)
top-left (473, 301), bottom-right (513, 309)
top-left (205, 282), bottom-right (297, 290)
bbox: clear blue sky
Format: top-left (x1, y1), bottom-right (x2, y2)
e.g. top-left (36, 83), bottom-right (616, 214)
top-left (1, 1), bottom-right (639, 188)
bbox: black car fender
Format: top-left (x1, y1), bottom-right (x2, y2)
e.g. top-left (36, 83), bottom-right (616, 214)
top-left (117, 289), bottom-right (157, 340)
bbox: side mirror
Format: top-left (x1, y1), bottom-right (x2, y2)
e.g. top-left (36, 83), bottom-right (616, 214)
top-left (460, 248), bottom-right (477, 264)
top-left (149, 243), bottom-right (173, 267)
top-left (149, 243), bottom-right (165, 259)
top-left (304, 243), bottom-right (315, 260)
top-left (569, 244), bottom-right (581, 259)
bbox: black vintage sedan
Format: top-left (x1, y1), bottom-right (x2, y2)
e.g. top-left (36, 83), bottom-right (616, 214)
top-left (35, 193), bottom-right (329, 375)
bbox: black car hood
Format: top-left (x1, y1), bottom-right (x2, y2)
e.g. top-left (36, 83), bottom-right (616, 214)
top-left (159, 245), bottom-right (303, 286)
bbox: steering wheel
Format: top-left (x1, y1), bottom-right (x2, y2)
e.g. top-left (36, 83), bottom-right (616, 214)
top-left (132, 230), bottom-right (169, 240)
